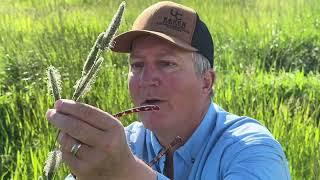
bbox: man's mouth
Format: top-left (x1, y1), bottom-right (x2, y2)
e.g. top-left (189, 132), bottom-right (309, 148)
top-left (141, 98), bottom-right (165, 106)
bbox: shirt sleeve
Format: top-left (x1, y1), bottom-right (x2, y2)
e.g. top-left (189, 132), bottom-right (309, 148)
top-left (156, 172), bottom-right (170, 180)
top-left (222, 144), bottom-right (291, 180)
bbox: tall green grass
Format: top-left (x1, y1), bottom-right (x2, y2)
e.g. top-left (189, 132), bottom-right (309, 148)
top-left (0, 0), bottom-right (319, 179)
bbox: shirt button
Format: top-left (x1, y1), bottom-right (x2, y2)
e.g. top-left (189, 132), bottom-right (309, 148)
top-left (191, 158), bottom-right (195, 163)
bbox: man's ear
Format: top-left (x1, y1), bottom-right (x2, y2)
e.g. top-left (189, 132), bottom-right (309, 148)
top-left (202, 70), bottom-right (215, 95)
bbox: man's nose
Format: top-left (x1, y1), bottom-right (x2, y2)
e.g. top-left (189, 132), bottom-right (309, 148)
top-left (139, 65), bottom-right (160, 87)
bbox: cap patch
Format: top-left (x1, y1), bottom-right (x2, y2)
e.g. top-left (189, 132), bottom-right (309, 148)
top-left (156, 8), bottom-right (189, 34)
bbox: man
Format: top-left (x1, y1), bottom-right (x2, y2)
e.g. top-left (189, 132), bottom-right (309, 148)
top-left (46, 1), bottom-right (291, 179)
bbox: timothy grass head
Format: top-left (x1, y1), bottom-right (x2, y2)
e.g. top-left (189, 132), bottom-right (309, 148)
top-left (43, 149), bottom-right (62, 180)
top-left (47, 66), bottom-right (62, 101)
top-left (100, 1), bottom-right (126, 50)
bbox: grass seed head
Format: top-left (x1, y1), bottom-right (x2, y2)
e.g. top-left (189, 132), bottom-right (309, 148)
top-left (82, 32), bottom-right (105, 76)
top-left (47, 66), bottom-right (62, 101)
top-left (73, 57), bottom-right (104, 101)
top-left (100, 1), bottom-right (126, 50)
top-left (43, 149), bottom-right (62, 180)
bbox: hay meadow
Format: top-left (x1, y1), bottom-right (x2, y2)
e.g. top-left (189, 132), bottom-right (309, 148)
top-left (0, 0), bottom-right (319, 179)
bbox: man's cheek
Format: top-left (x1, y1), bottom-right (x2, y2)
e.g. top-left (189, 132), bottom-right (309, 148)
top-left (128, 76), bottom-right (138, 88)
top-left (128, 80), bottom-right (139, 103)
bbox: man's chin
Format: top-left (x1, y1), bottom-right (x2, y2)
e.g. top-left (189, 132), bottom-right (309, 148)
top-left (139, 115), bottom-right (167, 131)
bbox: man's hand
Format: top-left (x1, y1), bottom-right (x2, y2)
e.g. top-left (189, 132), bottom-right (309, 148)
top-left (46, 99), bottom-right (156, 180)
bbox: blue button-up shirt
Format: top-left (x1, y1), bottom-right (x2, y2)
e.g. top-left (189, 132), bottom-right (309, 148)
top-left (125, 102), bottom-right (291, 180)
top-left (66, 102), bottom-right (290, 180)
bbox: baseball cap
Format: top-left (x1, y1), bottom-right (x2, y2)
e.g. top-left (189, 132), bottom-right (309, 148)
top-left (111, 1), bottom-right (214, 67)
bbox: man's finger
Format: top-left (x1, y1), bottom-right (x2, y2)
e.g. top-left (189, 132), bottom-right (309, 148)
top-left (61, 151), bottom-right (86, 177)
top-left (58, 132), bottom-right (91, 161)
top-left (47, 109), bottom-right (104, 147)
top-left (54, 99), bottom-right (120, 131)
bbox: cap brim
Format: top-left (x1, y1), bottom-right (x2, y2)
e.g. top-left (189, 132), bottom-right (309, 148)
top-left (110, 30), bottom-right (198, 53)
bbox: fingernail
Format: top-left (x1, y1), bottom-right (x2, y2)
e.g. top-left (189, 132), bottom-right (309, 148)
top-left (55, 100), bottom-right (63, 110)
top-left (46, 109), bottom-right (55, 118)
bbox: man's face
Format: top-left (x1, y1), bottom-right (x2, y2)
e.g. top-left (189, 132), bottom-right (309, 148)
top-left (128, 36), bottom-right (207, 132)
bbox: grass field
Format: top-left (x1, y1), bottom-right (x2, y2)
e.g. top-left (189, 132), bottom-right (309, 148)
top-left (0, 0), bottom-right (319, 179)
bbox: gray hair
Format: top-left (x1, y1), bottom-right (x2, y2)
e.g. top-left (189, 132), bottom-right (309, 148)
top-left (192, 52), bottom-right (212, 76)
top-left (192, 52), bottom-right (215, 97)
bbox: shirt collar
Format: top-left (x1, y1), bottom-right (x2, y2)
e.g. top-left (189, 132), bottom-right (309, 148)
top-left (150, 130), bottom-right (163, 155)
top-left (149, 102), bottom-right (217, 164)
top-left (176, 102), bottom-right (217, 163)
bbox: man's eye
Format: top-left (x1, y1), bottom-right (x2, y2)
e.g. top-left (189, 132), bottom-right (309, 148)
top-left (130, 62), bottom-right (144, 69)
top-left (159, 61), bottom-right (177, 67)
